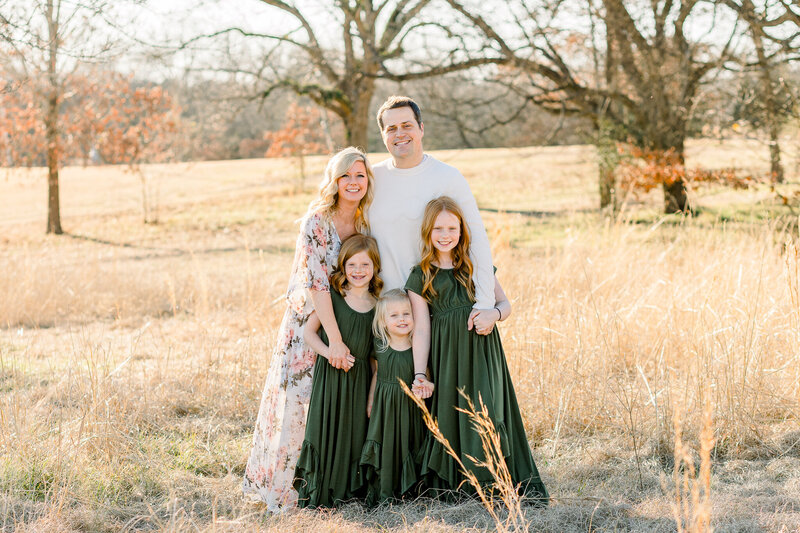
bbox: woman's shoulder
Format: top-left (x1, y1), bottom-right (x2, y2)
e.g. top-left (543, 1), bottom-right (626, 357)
top-left (299, 211), bottom-right (336, 242)
top-left (301, 210), bottom-right (330, 229)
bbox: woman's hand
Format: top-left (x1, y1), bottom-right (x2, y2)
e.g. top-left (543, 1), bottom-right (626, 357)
top-left (412, 376), bottom-right (434, 399)
top-left (327, 340), bottom-right (354, 371)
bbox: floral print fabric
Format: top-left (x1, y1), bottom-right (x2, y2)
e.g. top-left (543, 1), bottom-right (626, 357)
top-left (242, 212), bottom-right (341, 512)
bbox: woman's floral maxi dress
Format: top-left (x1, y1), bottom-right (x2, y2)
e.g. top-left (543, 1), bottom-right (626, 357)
top-left (242, 212), bottom-right (341, 512)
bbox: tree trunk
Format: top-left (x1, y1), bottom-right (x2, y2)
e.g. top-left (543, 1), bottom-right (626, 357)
top-left (768, 127), bottom-right (784, 183)
top-left (45, 0), bottom-right (63, 235)
top-left (46, 92), bottom-right (62, 234)
top-left (596, 121), bottom-right (618, 211)
top-left (599, 161), bottom-right (616, 212)
top-left (746, 0), bottom-right (785, 183)
top-left (344, 104), bottom-right (370, 151)
top-left (661, 149), bottom-right (689, 214)
top-left (663, 179), bottom-right (688, 214)
top-left (342, 82), bottom-right (375, 151)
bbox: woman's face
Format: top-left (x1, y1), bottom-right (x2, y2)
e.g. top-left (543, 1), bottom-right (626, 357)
top-left (344, 250), bottom-right (374, 289)
top-left (336, 160), bottom-right (368, 205)
top-left (385, 300), bottom-right (414, 337)
top-left (430, 210), bottom-right (460, 254)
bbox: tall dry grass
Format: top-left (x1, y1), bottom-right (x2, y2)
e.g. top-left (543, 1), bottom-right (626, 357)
top-left (494, 220), bottom-right (800, 459)
top-left (2, 141), bottom-right (800, 529)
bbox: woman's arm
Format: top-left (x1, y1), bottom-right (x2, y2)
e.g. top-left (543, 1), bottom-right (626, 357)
top-left (408, 290), bottom-right (434, 399)
top-left (448, 172), bottom-right (494, 309)
top-left (303, 309), bottom-right (353, 371)
top-left (309, 289), bottom-right (354, 371)
top-left (300, 213), bottom-right (352, 367)
top-left (303, 311), bottom-right (329, 359)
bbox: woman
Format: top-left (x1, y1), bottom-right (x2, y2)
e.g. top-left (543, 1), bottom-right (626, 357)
top-left (242, 147), bottom-right (375, 512)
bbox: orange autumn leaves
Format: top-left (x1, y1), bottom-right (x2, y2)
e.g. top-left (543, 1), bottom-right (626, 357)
top-left (263, 102), bottom-right (326, 159)
top-left (616, 145), bottom-right (754, 195)
top-left (0, 72), bottom-right (180, 168)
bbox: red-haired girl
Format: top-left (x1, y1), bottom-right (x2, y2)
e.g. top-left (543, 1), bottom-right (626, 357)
top-left (405, 196), bottom-right (548, 504)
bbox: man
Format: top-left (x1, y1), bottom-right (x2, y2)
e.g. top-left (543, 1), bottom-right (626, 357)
top-left (367, 95), bottom-right (498, 392)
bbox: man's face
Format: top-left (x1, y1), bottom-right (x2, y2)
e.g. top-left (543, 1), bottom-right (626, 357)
top-left (380, 106), bottom-right (424, 168)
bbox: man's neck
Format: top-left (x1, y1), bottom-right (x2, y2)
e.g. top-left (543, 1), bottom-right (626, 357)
top-left (392, 153), bottom-right (425, 169)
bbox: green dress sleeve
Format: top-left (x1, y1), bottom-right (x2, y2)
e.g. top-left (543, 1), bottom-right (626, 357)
top-left (404, 265), bottom-right (424, 296)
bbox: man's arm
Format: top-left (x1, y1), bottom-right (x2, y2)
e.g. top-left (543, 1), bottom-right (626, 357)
top-left (448, 172), bottom-right (495, 309)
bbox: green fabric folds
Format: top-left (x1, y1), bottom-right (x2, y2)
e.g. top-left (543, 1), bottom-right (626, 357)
top-left (293, 290), bottom-right (373, 508)
top-left (405, 265), bottom-right (549, 504)
top-left (360, 344), bottom-right (426, 507)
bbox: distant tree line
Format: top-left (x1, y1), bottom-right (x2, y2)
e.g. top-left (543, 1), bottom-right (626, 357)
top-left (1, 0), bottom-right (799, 233)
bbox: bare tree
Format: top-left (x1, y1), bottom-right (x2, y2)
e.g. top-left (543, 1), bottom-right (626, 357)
top-left (724, 0), bottom-right (800, 183)
top-left (444, 0), bottom-right (740, 213)
top-left (189, 1), bottom-right (507, 149)
top-left (0, 0), bottom-right (123, 234)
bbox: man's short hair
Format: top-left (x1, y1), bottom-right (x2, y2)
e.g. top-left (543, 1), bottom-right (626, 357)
top-left (376, 96), bottom-right (423, 130)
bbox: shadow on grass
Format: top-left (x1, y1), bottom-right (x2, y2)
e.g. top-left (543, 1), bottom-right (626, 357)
top-left (335, 496), bottom-right (677, 532)
top-left (64, 232), bottom-right (292, 263)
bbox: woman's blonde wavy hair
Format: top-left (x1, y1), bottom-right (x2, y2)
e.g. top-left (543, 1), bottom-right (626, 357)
top-left (372, 288), bottom-right (413, 352)
top-left (330, 234), bottom-right (383, 297)
top-left (305, 146), bottom-right (374, 233)
top-left (419, 196), bottom-right (475, 302)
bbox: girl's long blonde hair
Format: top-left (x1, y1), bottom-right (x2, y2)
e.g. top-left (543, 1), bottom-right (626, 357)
top-left (330, 234), bottom-right (383, 297)
top-left (419, 196), bottom-right (475, 302)
top-left (306, 147), bottom-right (374, 233)
top-left (372, 289), bottom-right (413, 352)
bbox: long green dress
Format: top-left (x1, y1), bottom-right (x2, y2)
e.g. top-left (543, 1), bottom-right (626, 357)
top-left (405, 265), bottom-right (549, 504)
top-left (293, 289), bottom-right (373, 508)
top-left (360, 342), bottom-right (427, 506)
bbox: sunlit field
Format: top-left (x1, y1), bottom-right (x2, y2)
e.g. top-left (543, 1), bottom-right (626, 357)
top-left (2, 139), bottom-right (800, 532)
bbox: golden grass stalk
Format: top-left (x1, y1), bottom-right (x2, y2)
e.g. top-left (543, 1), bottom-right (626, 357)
top-left (670, 389), bottom-right (714, 533)
top-left (400, 381), bottom-right (527, 533)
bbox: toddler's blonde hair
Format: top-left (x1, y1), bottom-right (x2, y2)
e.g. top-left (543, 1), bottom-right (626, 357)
top-left (372, 288), bottom-right (413, 352)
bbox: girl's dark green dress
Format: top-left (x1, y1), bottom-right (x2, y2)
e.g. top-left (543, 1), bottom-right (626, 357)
top-left (293, 289), bottom-right (373, 508)
top-left (360, 343), bottom-right (426, 506)
top-left (405, 265), bottom-right (548, 503)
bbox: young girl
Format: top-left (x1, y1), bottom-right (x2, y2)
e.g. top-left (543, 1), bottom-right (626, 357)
top-left (294, 234), bottom-right (382, 508)
top-left (405, 196), bottom-right (549, 504)
top-left (360, 289), bottom-right (428, 506)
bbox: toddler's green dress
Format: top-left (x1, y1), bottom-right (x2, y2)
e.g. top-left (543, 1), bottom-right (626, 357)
top-left (405, 265), bottom-right (548, 504)
top-left (360, 342), bottom-right (426, 506)
top-left (293, 289), bottom-right (373, 508)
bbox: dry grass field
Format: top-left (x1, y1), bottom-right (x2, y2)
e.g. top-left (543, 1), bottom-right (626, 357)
top-left (2, 139), bottom-right (800, 532)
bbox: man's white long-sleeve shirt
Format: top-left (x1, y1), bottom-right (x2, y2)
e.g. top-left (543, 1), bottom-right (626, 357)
top-left (367, 154), bottom-right (495, 309)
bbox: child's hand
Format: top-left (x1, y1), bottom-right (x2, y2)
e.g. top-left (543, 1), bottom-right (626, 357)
top-left (412, 377), bottom-right (434, 399)
top-left (367, 400), bottom-right (373, 418)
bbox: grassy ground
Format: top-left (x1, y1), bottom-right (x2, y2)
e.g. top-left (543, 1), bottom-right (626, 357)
top-left (2, 139), bottom-right (800, 531)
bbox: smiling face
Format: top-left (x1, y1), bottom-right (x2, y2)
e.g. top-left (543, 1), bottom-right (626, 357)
top-left (336, 160), bottom-right (369, 206)
top-left (344, 250), bottom-right (374, 290)
top-left (385, 299), bottom-right (414, 338)
top-left (379, 106), bottom-right (424, 169)
top-left (430, 210), bottom-right (461, 256)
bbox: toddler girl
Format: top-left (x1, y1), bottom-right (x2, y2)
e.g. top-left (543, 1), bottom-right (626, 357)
top-left (360, 288), bottom-right (428, 506)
